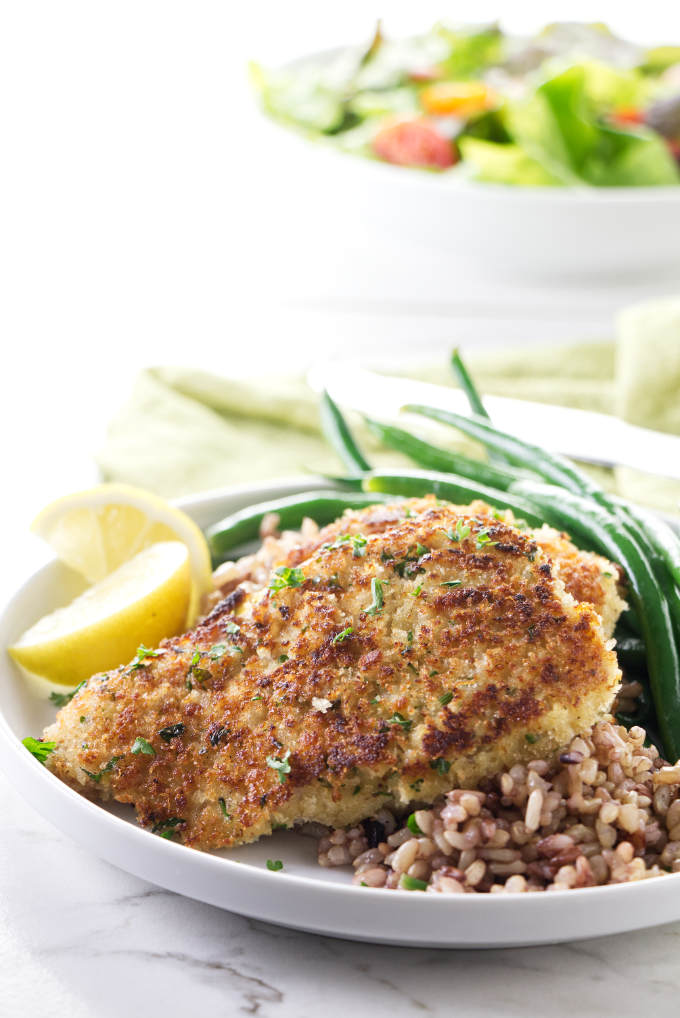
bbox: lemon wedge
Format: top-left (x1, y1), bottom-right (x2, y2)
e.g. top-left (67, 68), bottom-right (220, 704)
top-left (9, 541), bottom-right (192, 685)
top-left (30, 483), bottom-right (212, 625)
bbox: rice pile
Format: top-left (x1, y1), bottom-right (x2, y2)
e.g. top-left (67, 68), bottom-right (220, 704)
top-left (317, 720), bottom-right (680, 893)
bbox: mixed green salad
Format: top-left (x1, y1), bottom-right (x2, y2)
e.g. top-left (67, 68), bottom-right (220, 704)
top-left (253, 21), bottom-right (680, 187)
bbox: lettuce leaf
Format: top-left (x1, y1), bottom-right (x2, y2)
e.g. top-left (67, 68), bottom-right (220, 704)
top-left (458, 137), bottom-right (563, 186)
top-left (434, 23), bottom-right (504, 79)
top-left (505, 64), bottom-right (679, 186)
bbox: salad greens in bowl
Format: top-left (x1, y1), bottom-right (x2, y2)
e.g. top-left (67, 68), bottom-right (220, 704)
top-left (253, 20), bottom-right (680, 188)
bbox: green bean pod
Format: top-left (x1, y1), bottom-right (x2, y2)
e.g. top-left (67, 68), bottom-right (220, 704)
top-left (450, 348), bottom-right (490, 419)
top-left (614, 634), bottom-right (647, 672)
top-left (512, 479), bottom-right (680, 761)
top-left (405, 403), bottom-right (602, 500)
top-left (363, 417), bottom-right (522, 490)
top-left (613, 498), bottom-right (680, 590)
top-left (206, 490), bottom-right (394, 563)
top-left (320, 390), bottom-right (371, 475)
top-left (362, 469), bottom-right (544, 526)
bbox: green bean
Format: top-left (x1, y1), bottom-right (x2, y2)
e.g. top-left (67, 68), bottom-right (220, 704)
top-left (450, 348), bottom-right (489, 419)
top-left (405, 403), bottom-right (601, 499)
top-left (363, 417), bottom-right (521, 490)
top-left (613, 498), bottom-right (680, 590)
top-left (320, 390), bottom-right (370, 475)
top-left (362, 469), bottom-right (544, 526)
top-left (206, 490), bottom-right (393, 563)
top-left (511, 479), bottom-right (680, 760)
top-left (614, 634), bottom-right (647, 672)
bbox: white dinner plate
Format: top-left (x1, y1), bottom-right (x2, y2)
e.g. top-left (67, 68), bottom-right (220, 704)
top-left (2, 476), bottom-right (680, 949)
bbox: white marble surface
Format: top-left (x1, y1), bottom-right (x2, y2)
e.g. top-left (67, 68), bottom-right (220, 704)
top-left (1, 765), bottom-right (680, 1018)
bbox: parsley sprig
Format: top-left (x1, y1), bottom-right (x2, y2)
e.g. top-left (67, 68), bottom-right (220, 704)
top-left (365, 577), bottom-right (384, 615)
top-left (130, 645), bottom-right (165, 670)
top-left (22, 737), bottom-right (56, 764)
top-left (387, 712), bottom-right (412, 733)
top-left (443, 520), bottom-right (471, 543)
top-left (49, 680), bottom-right (87, 707)
top-left (159, 723), bottom-right (185, 742)
top-left (269, 566), bottom-right (305, 593)
top-left (266, 750), bottom-right (292, 783)
top-left (82, 755), bottom-right (122, 782)
top-left (333, 626), bottom-right (354, 644)
top-left (131, 736), bottom-right (155, 756)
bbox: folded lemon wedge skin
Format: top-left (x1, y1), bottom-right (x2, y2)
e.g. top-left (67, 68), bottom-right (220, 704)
top-left (9, 542), bottom-right (191, 686)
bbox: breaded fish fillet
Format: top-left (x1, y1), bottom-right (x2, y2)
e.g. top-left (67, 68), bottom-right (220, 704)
top-left (45, 499), bottom-right (621, 850)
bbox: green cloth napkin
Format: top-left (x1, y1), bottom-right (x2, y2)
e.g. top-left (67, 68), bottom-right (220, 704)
top-left (97, 297), bottom-right (680, 515)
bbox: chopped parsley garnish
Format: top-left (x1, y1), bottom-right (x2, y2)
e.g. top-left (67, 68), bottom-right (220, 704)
top-left (387, 712), bottom-right (412, 733)
top-left (430, 758), bottom-right (451, 775)
top-left (409, 778), bottom-right (424, 792)
top-left (208, 643), bottom-right (229, 660)
top-left (406, 812), bottom-right (423, 835)
top-left (323, 533), bottom-right (368, 558)
top-left (370, 695), bottom-right (381, 704)
top-left (352, 784), bottom-right (361, 795)
top-left (130, 645), bottom-right (164, 670)
top-left (408, 583), bottom-right (423, 598)
top-left (400, 874), bottom-right (428, 891)
top-left (365, 577), bottom-right (384, 615)
top-left (440, 580), bottom-right (462, 588)
top-left (278, 654), bottom-right (289, 663)
top-left (525, 733), bottom-right (539, 744)
top-left (475, 528), bottom-right (498, 549)
top-left (333, 626), bottom-right (354, 644)
top-left (22, 737), bottom-right (56, 764)
top-left (210, 726), bottom-right (229, 747)
top-left (218, 797), bottom-right (229, 818)
top-left (407, 630), bottom-right (414, 644)
top-left (415, 543), bottom-right (429, 556)
top-left (269, 566), bottom-right (305, 592)
top-left (82, 755), bottom-right (122, 782)
top-left (131, 736), bottom-right (155, 756)
top-left (266, 859), bottom-right (283, 871)
top-left (443, 520), bottom-right (471, 542)
top-left (49, 680), bottom-right (86, 707)
top-left (266, 750), bottom-right (291, 783)
top-left (152, 817), bottom-right (184, 840)
top-left (225, 621), bottom-right (240, 636)
top-left (251, 694), bottom-right (263, 701)
top-left (186, 650), bottom-right (212, 689)
top-left (351, 535), bottom-right (368, 557)
top-left (438, 691), bottom-right (453, 706)
top-left (159, 723), bottom-right (185, 742)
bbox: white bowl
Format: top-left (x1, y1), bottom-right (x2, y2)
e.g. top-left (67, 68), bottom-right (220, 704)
top-left (3, 477), bottom-right (680, 948)
top-left (257, 88), bottom-right (680, 283)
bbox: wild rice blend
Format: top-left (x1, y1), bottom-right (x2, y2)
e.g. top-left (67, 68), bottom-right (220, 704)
top-left (318, 721), bottom-right (680, 893)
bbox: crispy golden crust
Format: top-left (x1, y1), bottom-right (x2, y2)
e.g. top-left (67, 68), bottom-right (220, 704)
top-left (45, 499), bottom-right (621, 851)
top-left (288, 499), bottom-right (626, 637)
